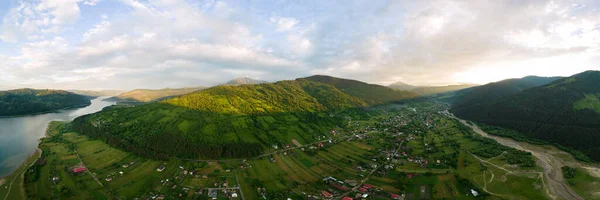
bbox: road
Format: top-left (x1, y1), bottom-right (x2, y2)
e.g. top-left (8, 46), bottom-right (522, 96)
top-left (451, 114), bottom-right (585, 200)
top-left (337, 139), bottom-right (405, 199)
top-left (73, 150), bottom-right (121, 200)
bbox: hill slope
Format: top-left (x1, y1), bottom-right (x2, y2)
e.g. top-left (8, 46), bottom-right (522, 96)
top-left (451, 71), bottom-right (600, 161)
top-left (72, 78), bottom-right (380, 160)
top-left (0, 89), bottom-right (91, 116)
top-left (300, 75), bottom-right (418, 104)
top-left (223, 77), bottom-right (268, 85)
top-left (106, 87), bottom-right (205, 102)
top-left (450, 76), bottom-right (561, 107)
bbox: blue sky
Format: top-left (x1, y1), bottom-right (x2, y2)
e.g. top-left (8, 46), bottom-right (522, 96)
top-left (0, 0), bottom-right (599, 90)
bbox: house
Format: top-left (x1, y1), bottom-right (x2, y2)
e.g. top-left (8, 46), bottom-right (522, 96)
top-left (122, 164), bottom-right (129, 168)
top-left (157, 165), bottom-right (166, 172)
top-left (362, 184), bottom-right (372, 189)
top-left (321, 191), bottom-right (333, 198)
top-left (391, 193), bottom-right (400, 199)
top-left (317, 142), bottom-right (324, 148)
top-left (358, 187), bottom-right (367, 193)
top-left (406, 174), bottom-right (415, 179)
top-left (72, 167), bottom-right (86, 173)
top-left (342, 197), bottom-right (353, 200)
top-left (330, 183), bottom-right (348, 191)
top-left (232, 193), bottom-right (238, 198)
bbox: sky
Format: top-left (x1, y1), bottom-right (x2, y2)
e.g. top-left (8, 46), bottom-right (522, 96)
top-left (0, 0), bottom-right (599, 90)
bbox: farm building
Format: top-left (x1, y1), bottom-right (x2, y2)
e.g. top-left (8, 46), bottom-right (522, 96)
top-left (72, 167), bottom-right (86, 173)
top-left (321, 191), bottom-right (333, 198)
top-left (156, 165), bottom-right (166, 172)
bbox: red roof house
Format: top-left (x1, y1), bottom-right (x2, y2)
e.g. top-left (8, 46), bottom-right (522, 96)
top-left (73, 167), bottom-right (87, 173)
top-left (342, 197), bottom-right (353, 200)
top-left (362, 184), bottom-right (372, 189)
top-left (330, 183), bottom-right (348, 191)
top-left (406, 173), bottom-right (415, 178)
top-left (321, 191), bottom-right (333, 198)
top-left (358, 187), bottom-right (367, 193)
top-left (391, 193), bottom-right (400, 199)
top-left (317, 142), bottom-right (324, 147)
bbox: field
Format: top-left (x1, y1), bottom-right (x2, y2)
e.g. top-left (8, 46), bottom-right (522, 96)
top-left (566, 167), bottom-right (600, 200)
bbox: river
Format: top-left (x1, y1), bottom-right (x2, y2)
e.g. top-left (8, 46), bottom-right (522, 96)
top-left (0, 97), bottom-right (115, 178)
top-left (449, 113), bottom-right (600, 200)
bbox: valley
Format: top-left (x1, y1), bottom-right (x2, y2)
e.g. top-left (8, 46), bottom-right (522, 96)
top-left (1, 101), bottom-right (557, 200)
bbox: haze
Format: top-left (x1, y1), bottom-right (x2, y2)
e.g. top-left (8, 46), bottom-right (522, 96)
top-left (1, 0), bottom-right (599, 90)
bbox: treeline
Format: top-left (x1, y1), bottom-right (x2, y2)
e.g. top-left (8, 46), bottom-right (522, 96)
top-left (452, 71), bottom-right (600, 161)
top-left (0, 88), bottom-right (91, 116)
top-left (470, 135), bottom-right (536, 168)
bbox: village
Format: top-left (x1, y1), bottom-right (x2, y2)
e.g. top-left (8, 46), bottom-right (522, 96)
top-left (24, 102), bottom-right (541, 200)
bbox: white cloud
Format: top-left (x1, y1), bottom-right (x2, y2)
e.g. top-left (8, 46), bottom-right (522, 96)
top-left (271, 17), bottom-right (298, 32)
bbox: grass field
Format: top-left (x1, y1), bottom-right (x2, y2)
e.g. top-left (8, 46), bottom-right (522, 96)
top-left (567, 167), bottom-right (600, 200)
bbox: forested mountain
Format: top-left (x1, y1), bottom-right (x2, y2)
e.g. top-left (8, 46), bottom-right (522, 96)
top-left (450, 76), bottom-right (561, 107)
top-left (105, 87), bottom-right (205, 102)
top-left (410, 84), bottom-right (478, 96)
top-left (72, 77), bottom-right (405, 160)
top-left (451, 71), bottom-right (600, 161)
top-left (69, 90), bottom-right (125, 97)
top-left (0, 89), bottom-right (91, 116)
top-left (223, 77), bottom-right (268, 85)
top-left (388, 81), bottom-right (417, 90)
top-left (301, 75), bottom-right (418, 104)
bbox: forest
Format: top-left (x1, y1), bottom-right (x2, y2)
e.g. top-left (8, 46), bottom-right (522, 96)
top-left (451, 71), bottom-right (600, 161)
top-left (0, 88), bottom-right (91, 116)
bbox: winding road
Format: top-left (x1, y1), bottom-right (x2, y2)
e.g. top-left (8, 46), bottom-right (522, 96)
top-left (451, 113), bottom-right (586, 200)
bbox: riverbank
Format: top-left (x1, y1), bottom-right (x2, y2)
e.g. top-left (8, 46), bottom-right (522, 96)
top-left (0, 103), bottom-right (92, 118)
top-left (0, 149), bottom-right (41, 200)
top-left (0, 121), bottom-right (64, 200)
top-left (450, 113), bottom-right (595, 200)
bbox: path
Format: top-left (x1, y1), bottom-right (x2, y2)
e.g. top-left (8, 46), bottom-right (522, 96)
top-left (234, 171), bottom-right (246, 200)
top-left (2, 150), bottom-right (41, 200)
top-left (73, 150), bottom-right (120, 200)
top-left (337, 140), bottom-right (405, 199)
top-left (451, 113), bottom-right (584, 200)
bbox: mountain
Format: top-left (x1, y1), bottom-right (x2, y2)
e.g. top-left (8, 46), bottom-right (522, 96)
top-left (223, 77), bottom-right (268, 85)
top-left (410, 84), bottom-right (478, 96)
top-left (0, 89), bottom-right (91, 116)
top-left (69, 90), bottom-right (125, 97)
top-left (450, 76), bottom-right (561, 107)
top-left (71, 76), bottom-right (413, 160)
top-left (105, 87), bottom-right (205, 103)
top-left (300, 75), bottom-right (418, 104)
top-left (451, 71), bottom-right (600, 161)
top-left (388, 81), bottom-right (417, 91)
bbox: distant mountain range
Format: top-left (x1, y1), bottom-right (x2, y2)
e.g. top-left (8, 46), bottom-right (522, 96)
top-left (388, 81), bottom-right (478, 96)
top-left (0, 89), bottom-right (91, 116)
top-left (450, 71), bottom-right (600, 161)
top-left (223, 77), bottom-right (268, 86)
top-left (105, 87), bottom-right (206, 103)
top-left (72, 75), bottom-right (416, 160)
top-left (69, 90), bottom-right (125, 97)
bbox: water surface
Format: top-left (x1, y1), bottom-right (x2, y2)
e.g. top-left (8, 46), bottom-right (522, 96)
top-left (0, 97), bottom-right (115, 178)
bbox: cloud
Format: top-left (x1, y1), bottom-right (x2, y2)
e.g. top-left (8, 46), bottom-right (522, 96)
top-left (1, 0), bottom-right (599, 90)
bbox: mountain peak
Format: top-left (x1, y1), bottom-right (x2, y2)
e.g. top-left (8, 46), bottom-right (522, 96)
top-left (388, 81), bottom-right (416, 90)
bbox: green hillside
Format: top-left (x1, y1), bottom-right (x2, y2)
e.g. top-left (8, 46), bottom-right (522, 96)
top-left (0, 89), bottom-right (91, 116)
top-left (451, 71), bottom-right (600, 161)
top-left (71, 78), bottom-right (386, 160)
top-left (300, 75), bottom-right (418, 104)
top-left (105, 87), bottom-right (205, 102)
top-left (451, 76), bottom-right (561, 107)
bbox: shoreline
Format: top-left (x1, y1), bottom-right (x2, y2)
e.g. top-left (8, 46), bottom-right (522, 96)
top-left (0, 103), bottom-right (91, 118)
top-left (0, 121), bottom-right (55, 183)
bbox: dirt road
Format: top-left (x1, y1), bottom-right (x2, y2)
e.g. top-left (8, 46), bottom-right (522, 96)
top-left (452, 114), bottom-right (586, 200)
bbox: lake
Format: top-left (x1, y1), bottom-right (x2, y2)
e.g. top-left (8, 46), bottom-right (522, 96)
top-left (0, 97), bottom-right (115, 178)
